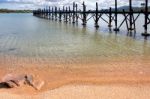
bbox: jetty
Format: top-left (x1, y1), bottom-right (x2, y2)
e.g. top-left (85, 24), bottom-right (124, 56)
top-left (33, 0), bottom-right (150, 38)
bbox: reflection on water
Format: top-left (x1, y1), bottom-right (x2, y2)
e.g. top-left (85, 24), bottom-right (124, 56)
top-left (0, 13), bottom-right (150, 62)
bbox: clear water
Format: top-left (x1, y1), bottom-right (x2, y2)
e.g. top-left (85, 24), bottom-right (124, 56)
top-left (0, 13), bottom-right (150, 62)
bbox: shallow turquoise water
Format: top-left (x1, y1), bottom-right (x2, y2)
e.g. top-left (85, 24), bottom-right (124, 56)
top-left (0, 13), bottom-right (150, 61)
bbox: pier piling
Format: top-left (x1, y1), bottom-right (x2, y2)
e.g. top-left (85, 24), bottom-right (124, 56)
top-left (142, 0), bottom-right (150, 37)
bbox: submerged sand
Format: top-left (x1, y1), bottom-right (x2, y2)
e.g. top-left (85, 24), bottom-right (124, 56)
top-left (0, 55), bottom-right (150, 98)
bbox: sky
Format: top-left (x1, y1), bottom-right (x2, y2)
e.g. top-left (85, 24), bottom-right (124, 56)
top-left (0, 0), bottom-right (147, 10)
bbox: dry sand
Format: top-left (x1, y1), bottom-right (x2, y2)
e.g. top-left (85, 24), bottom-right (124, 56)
top-left (1, 84), bottom-right (150, 99)
top-left (0, 55), bottom-right (150, 98)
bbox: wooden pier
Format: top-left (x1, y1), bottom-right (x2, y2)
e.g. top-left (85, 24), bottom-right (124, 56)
top-left (33, 0), bottom-right (150, 38)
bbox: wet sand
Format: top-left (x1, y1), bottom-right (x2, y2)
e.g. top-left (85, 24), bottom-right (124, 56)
top-left (0, 55), bottom-right (150, 98)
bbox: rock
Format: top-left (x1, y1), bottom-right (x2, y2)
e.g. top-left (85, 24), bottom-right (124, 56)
top-left (2, 74), bottom-right (16, 82)
top-left (13, 75), bottom-right (26, 86)
top-left (2, 74), bottom-right (26, 87)
top-left (4, 81), bottom-right (17, 88)
top-left (25, 75), bottom-right (33, 85)
top-left (25, 75), bottom-right (45, 90)
top-left (1, 74), bottom-right (45, 90)
top-left (32, 81), bottom-right (45, 90)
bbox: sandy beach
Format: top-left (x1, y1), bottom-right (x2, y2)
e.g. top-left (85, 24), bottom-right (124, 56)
top-left (1, 84), bottom-right (150, 99)
top-left (0, 55), bottom-right (150, 99)
top-left (0, 13), bottom-right (150, 99)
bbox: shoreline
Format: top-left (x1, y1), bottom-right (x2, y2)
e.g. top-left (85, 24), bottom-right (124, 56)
top-left (0, 55), bottom-right (150, 98)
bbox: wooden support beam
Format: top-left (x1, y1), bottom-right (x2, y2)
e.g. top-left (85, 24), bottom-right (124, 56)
top-left (128, 0), bottom-right (135, 32)
top-left (69, 6), bottom-right (71, 22)
top-left (76, 4), bottom-right (78, 23)
top-left (63, 6), bottom-right (65, 21)
top-left (82, 1), bottom-right (87, 26)
top-left (59, 7), bottom-right (62, 22)
top-left (46, 7), bottom-right (48, 19)
top-left (65, 7), bottom-right (68, 22)
top-left (49, 7), bottom-right (51, 19)
top-left (72, 2), bottom-right (76, 23)
top-left (41, 9), bottom-right (43, 18)
top-left (95, 2), bottom-right (99, 28)
top-left (113, 0), bottom-right (119, 31)
top-left (52, 7), bottom-right (54, 20)
top-left (43, 8), bottom-right (46, 18)
top-left (108, 7), bottom-right (112, 27)
top-left (55, 7), bottom-right (57, 21)
top-left (142, 0), bottom-right (150, 37)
